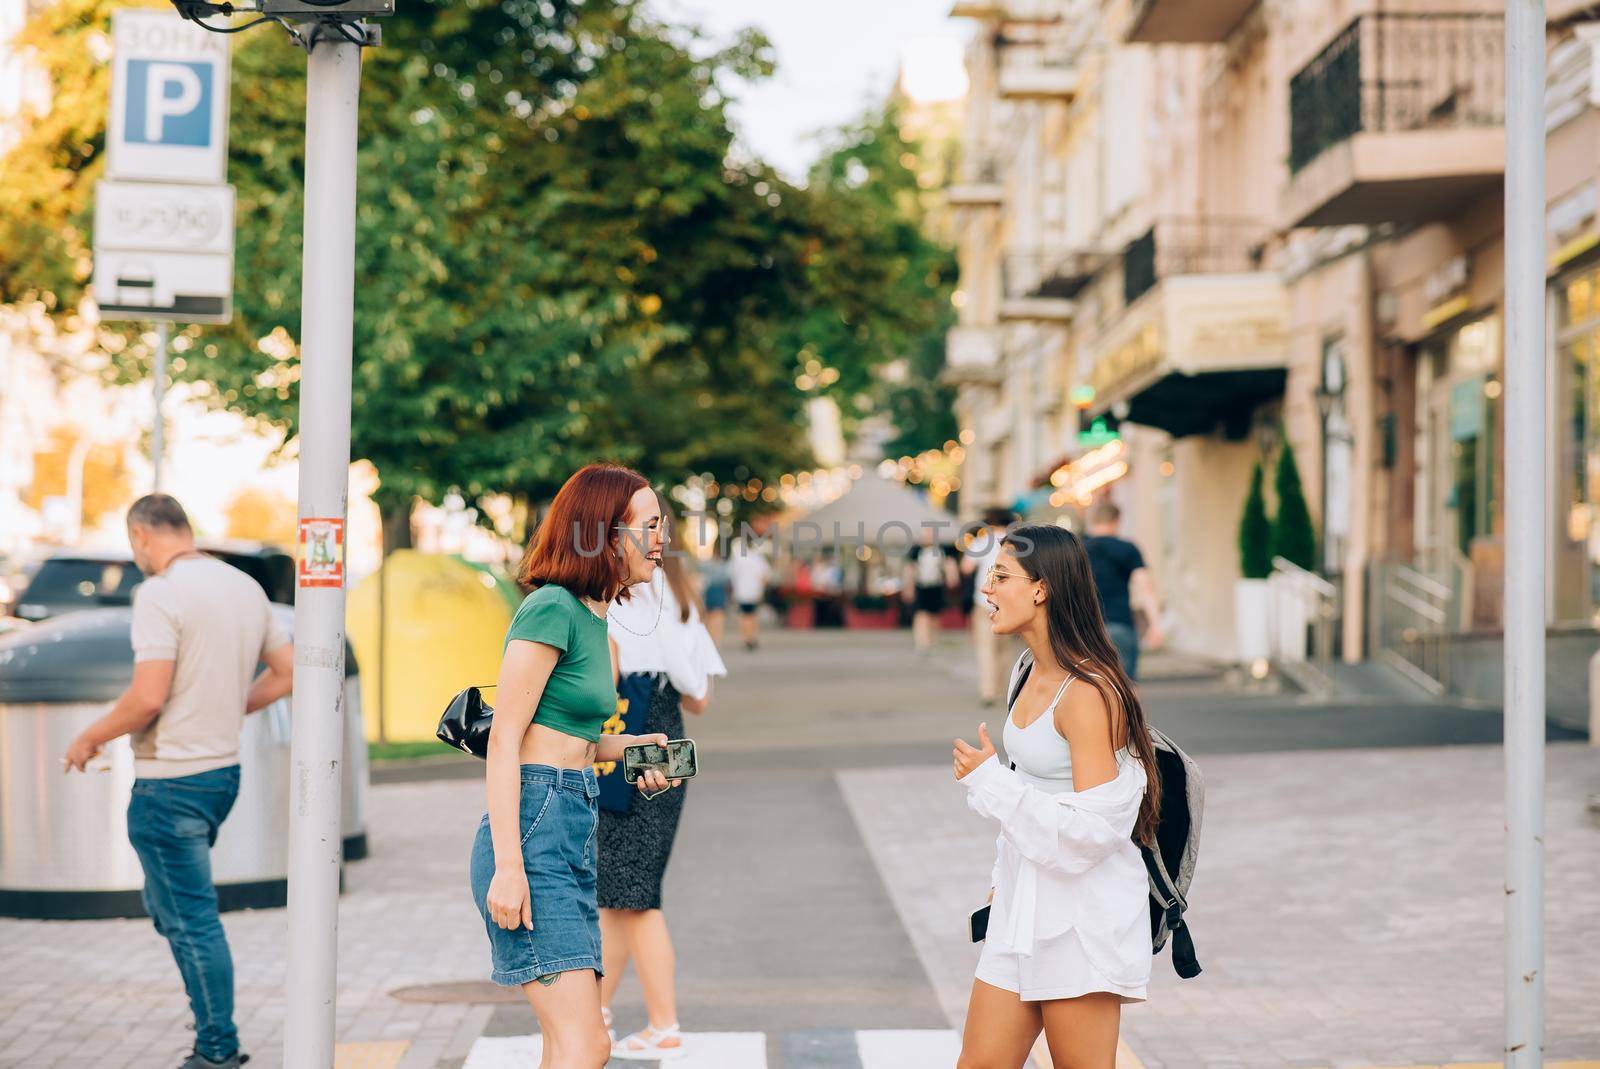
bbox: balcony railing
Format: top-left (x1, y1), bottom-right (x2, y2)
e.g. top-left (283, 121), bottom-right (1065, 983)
top-left (1003, 249), bottom-right (1100, 301)
top-left (1289, 12), bottom-right (1503, 175)
top-left (1120, 217), bottom-right (1270, 307)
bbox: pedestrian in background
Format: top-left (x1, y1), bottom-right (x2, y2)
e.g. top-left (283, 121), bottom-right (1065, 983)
top-left (698, 552), bottom-right (730, 648)
top-left (63, 494), bottom-right (295, 1069)
top-left (905, 526), bottom-right (957, 656)
top-left (1083, 503), bottom-right (1163, 681)
top-left (953, 524), bottom-right (1161, 1069)
top-left (727, 537), bottom-right (772, 652)
top-left (961, 509), bottom-right (1017, 706)
top-left (600, 519), bottom-right (726, 1060)
top-left (471, 464), bottom-right (680, 1069)
top-left (813, 549), bottom-right (845, 628)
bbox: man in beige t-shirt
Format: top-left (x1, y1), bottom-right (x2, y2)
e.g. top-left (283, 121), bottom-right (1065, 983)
top-left (63, 494), bottom-right (294, 1069)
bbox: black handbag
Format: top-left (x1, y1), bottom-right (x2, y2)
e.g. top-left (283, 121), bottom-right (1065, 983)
top-left (437, 685), bottom-right (494, 758)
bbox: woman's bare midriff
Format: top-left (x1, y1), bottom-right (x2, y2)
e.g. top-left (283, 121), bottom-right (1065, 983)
top-left (517, 721), bottom-right (599, 769)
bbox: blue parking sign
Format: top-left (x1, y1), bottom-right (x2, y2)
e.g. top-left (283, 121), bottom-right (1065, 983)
top-left (125, 60), bottom-right (213, 147)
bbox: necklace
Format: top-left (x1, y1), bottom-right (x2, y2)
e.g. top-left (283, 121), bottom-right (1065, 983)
top-left (606, 574), bottom-right (666, 637)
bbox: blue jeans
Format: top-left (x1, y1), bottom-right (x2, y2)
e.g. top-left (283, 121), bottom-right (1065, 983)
top-left (1106, 621), bottom-right (1140, 681)
top-left (127, 765), bottom-right (241, 1061)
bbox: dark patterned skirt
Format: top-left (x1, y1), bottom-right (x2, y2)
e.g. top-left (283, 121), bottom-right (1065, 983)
top-left (597, 676), bottom-right (687, 911)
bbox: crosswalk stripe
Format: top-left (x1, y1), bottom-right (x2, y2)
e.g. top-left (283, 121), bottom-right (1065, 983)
top-left (464, 1032), bottom-right (766, 1068)
top-left (463, 1029), bottom-right (967, 1068)
top-left (856, 1029), bottom-right (961, 1068)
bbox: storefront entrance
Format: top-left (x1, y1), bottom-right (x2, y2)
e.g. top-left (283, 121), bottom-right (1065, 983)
top-left (1417, 315), bottom-right (1501, 628)
top-left (1554, 260), bottom-right (1600, 624)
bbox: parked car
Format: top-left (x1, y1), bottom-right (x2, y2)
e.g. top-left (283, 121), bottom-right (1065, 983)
top-left (11, 542), bottom-right (295, 622)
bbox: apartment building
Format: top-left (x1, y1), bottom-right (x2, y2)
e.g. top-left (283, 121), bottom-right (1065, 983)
top-left (945, 0), bottom-right (1600, 728)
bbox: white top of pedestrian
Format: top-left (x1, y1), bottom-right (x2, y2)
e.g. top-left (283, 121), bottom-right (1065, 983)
top-left (727, 543), bottom-right (772, 605)
top-left (609, 574), bottom-right (726, 701)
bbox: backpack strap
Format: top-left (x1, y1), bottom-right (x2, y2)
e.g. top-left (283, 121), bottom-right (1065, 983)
top-left (1006, 650), bottom-right (1033, 710)
top-left (1141, 845), bottom-right (1201, 979)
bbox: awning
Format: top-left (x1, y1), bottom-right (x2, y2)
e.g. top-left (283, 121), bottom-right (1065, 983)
top-left (1118, 367), bottom-right (1287, 439)
top-left (1085, 272), bottom-right (1290, 440)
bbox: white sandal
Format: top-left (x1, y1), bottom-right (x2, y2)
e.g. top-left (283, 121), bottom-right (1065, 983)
top-left (610, 1022), bottom-right (685, 1061)
top-left (601, 1007), bottom-right (615, 1043)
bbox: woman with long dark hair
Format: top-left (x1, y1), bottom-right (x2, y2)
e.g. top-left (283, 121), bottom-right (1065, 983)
top-left (469, 463), bottom-right (680, 1069)
top-left (952, 523), bottom-right (1162, 1069)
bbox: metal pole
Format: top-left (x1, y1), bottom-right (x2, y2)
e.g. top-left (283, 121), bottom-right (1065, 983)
top-left (152, 319), bottom-right (168, 493)
top-left (284, 28), bottom-right (361, 1069)
top-left (1503, 2), bottom-right (1546, 1066)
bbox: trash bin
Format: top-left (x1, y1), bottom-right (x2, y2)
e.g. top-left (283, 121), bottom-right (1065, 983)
top-left (0, 605), bottom-right (367, 920)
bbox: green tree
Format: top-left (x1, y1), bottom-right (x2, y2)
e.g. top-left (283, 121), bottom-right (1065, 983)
top-left (801, 105), bottom-right (958, 453)
top-left (1, 0), bottom-right (957, 532)
top-left (1270, 442), bottom-right (1316, 571)
top-left (1238, 460), bottom-right (1272, 580)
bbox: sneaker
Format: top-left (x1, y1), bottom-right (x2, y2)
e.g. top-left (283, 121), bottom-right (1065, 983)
top-left (611, 1023), bottom-right (686, 1061)
top-left (177, 1052), bottom-right (248, 1069)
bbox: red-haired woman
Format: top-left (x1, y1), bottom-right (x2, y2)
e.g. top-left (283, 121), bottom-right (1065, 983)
top-left (469, 463), bottom-right (679, 1069)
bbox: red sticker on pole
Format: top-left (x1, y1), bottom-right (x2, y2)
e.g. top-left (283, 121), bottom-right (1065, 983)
top-left (297, 517), bottom-right (345, 589)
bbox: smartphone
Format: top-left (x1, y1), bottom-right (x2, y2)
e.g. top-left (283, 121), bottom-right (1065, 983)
top-left (969, 904), bottom-right (990, 943)
top-left (622, 738), bottom-right (698, 786)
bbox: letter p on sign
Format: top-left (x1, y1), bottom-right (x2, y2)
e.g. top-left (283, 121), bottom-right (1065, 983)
top-left (126, 60), bottom-right (212, 147)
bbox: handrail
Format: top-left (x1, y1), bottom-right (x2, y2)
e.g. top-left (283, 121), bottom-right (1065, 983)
top-left (1269, 557), bottom-right (1338, 696)
top-left (1270, 556), bottom-right (1338, 598)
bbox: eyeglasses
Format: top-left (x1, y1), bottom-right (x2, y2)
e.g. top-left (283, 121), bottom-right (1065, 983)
top-left (616, 520), bottom-right (671, 540)
top-left (986, 566), bottom-right (1035, 585)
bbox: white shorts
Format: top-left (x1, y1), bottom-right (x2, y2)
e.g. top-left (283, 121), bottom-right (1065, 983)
top-left (975, 929), bottom-right (1147, 1004)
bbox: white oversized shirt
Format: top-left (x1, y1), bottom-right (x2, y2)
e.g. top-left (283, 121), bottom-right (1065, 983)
top-left (961, 737), bottom-right (1151, 989)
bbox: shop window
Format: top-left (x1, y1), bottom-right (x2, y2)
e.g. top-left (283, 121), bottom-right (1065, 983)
top-left (1554, 261), bottom-right (1600, 623)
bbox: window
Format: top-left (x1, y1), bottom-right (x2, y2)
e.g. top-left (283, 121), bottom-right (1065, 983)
top-left (1553, 262), bottom-right (1600, 623)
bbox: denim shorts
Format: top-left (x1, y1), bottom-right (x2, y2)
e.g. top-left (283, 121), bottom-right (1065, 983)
top-left (469, 765), bottom-right (603, 986)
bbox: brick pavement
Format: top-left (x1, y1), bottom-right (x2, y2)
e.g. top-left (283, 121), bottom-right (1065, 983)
top-left (838, 742), bottom-right (1600, 1069)
top-left (0, 775), bottom-right (492, 1069)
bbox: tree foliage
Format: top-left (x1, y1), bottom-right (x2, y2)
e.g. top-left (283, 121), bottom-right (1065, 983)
top-left (1270, 442), bottom-right (1316, 572)
top-left (0, 0), bottom-right (956, 525)
top-left (802, 106), bottom-right (958, 456)
top-left (1238, 460), bottom-right (1271, 580)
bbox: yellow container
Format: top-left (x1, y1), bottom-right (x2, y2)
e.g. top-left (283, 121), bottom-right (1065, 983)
top-left (346, 551), bottom-right (514, 743)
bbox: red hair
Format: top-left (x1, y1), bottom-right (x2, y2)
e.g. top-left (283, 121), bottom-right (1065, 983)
top-left (516, 463), bottom-right (650, 602)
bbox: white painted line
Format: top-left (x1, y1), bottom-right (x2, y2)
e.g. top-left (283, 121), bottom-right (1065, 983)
top-left (463, 1032), bottom-right (767, 1069)
top-left (856, 1029), bottom-right (963, 1068)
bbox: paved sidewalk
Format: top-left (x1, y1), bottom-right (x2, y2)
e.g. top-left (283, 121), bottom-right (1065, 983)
top-left (838, 743), bottom-right (1600, 1069)
top-left (0, 775), bottom-right (492, 1069)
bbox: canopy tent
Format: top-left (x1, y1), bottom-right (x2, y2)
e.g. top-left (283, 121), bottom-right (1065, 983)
top-left (791, 473), bottom-right (956, 552)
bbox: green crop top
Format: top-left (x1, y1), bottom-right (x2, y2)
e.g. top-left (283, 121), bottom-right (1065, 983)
top-left (503, 584), bottom-right (616, 744)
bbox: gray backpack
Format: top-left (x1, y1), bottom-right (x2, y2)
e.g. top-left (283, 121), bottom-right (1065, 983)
top-left (1006, 651), bottom-right (1203, 978)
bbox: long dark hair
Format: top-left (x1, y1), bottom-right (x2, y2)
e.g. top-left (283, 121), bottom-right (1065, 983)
top-left (1004, 524), bottom-right (1163, 845)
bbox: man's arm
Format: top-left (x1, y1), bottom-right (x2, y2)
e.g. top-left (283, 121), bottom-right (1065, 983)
top-left (245, 641), bottom-right (295, 714)
top-left (63, 660), bottom-right (174, 772)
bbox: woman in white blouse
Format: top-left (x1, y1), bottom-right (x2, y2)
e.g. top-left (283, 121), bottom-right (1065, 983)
top-left (599, 532), bottom-right (726, 1060)
top-left (952, 524), bottom-right (1163, 1069)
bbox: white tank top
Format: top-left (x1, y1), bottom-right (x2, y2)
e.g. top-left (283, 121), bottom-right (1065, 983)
top-left (1003, 673), bottom-right (1078, 796)
top-left (1003, 668), bottom-right (1130, 796)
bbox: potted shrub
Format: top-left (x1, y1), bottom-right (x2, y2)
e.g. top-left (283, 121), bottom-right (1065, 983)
top-left (1235, 460), bottom-right (1273, 665)
top-left (1268, 443), bottom-right (1317, 662)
